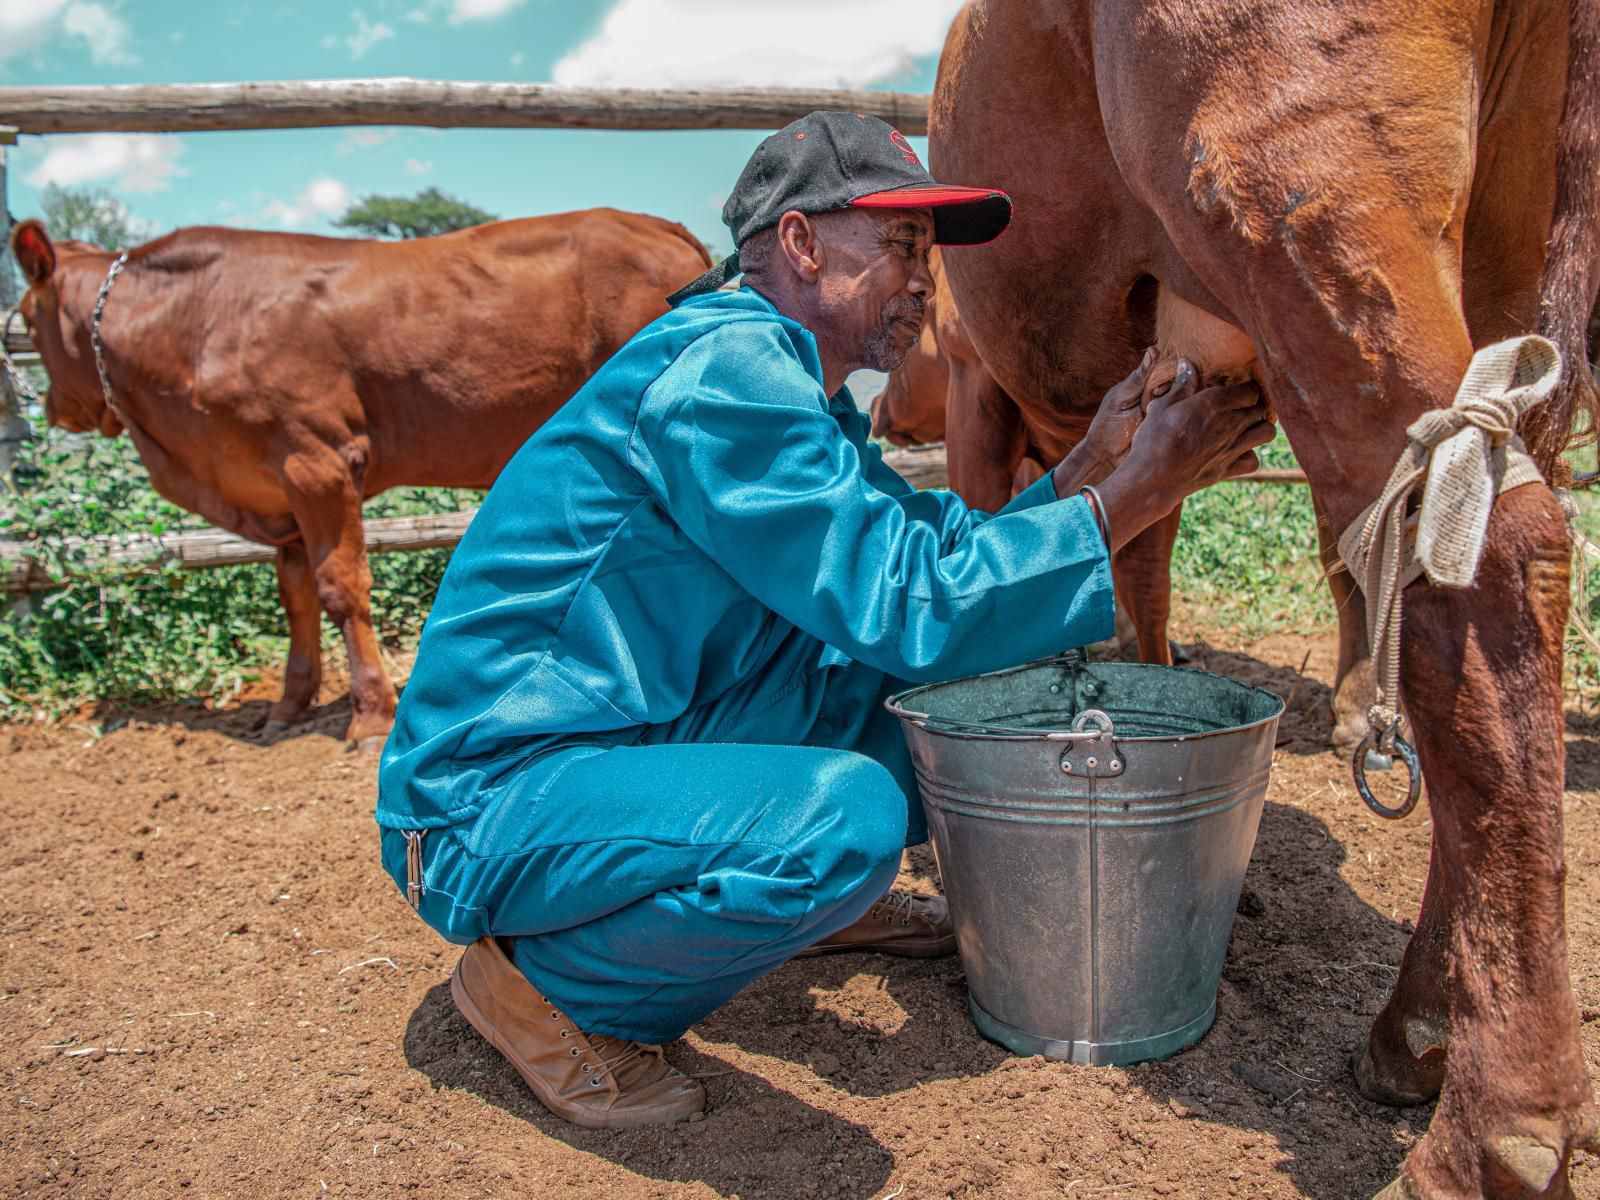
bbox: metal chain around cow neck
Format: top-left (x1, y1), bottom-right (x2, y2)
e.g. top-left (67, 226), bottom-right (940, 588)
top-left (90, 250), bottom-right (130, 417)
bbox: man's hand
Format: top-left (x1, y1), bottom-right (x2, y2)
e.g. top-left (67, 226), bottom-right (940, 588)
top-left (1091, 358), bottom-right (1274, 551)
top-left (1083, 346), bottom-right (1158, 464)
top-left (1051, 346), bottom-right (1157, 498)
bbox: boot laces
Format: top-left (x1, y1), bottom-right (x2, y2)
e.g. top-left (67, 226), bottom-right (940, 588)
top-left (584, 1036), bottom-right (664, 1089)
top-left (871, 889), bottom-right (919, 928)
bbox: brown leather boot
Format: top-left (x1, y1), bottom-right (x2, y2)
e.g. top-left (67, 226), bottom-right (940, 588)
top-left (449, 937), bottom-right (705, 1130)
top-left (795, 888), bottom-right (957, 959)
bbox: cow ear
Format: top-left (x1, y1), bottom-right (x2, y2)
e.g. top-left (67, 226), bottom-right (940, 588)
top-left (11, 220), bottom-right (56, 286)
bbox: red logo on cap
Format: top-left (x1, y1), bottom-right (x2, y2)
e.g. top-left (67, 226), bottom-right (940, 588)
top-left (890, 130), bottom-right (919, 165)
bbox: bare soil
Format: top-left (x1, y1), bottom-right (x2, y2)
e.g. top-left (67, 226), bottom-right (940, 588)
top-left (3, 624), bottom-right (1599, 1199)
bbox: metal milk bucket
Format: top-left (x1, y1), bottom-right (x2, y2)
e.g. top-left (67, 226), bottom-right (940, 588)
top-left (886, 655), bottom-right (1284, 1066)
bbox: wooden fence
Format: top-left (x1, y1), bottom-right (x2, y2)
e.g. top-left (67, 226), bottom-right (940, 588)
top-left (0, 445), bottom-right (1308, 595)
top-left (0, 80), bottom-right (931, 136)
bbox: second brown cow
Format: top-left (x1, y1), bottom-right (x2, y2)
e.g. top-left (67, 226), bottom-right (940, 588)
top-left (10, 209), bottom-right (711, 746)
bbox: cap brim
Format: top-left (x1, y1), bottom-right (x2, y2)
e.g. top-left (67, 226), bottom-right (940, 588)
top-left (849, 183), bottom-right (1012, 245)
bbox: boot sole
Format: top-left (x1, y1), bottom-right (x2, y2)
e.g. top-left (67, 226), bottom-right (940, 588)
top-left (794, 935), bottom-right (959, 960)
top-left (449, 963), bottom-right (703, 1131)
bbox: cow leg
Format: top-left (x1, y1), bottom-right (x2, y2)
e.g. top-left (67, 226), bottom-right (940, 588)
top-left (1355, 823), bottom-right (1451, 1105)
top-left (282, 451), bottom-right (396, 748)
top-left (264, 539), bottom-right (323, 733)
top-left (1111, 503), bottom-right (1181, 665)
top-left (1313, 492), bottom-right (1375, 753)
top-left (1384, 488), bottom-right (1585, 1196)
top-left (944, 363), bottom-right (1027, 511)
top-left (1093, 14), bottom-right (1589, 1196)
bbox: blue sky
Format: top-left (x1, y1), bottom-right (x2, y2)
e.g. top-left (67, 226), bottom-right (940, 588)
top-left (3, 1), bottom-right (960, 260)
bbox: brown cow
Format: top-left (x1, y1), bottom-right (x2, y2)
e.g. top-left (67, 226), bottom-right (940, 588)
top-left (932, 0), bottom-right (1599, 1195)
top-left (9, 210), bottom-right (711, 747)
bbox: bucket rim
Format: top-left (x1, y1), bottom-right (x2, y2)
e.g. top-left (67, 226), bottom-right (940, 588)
top-left (885, 655), bottom-right (1286, 743)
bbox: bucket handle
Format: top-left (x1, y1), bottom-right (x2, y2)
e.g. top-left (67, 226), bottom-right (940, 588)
top-left (894, 707), bottom-right (1117, 741)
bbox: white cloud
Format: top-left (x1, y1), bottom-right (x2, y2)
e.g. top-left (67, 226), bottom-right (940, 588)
top-left (335, 127), bottom-right (396, 155)
top-left (340, 10), bottom-right (394, 59)
top-left (509, 50), bottom-right (524, 67)
top-left (403, 7), bottom-right (430, 22)
top-left (449, 0), bottom-right (525, 23)
top-left (260, 177), bottom-right (352, 228)
top-left (61, 2), bottom-right (136, 64)
top-left (554, 0), bottom-right (963, 89)
top-left (404, 157), bottom-right (434, 175)
top-left (0, 0), bottom-right (138, 67)
top-left (25, 133), bottom-right (186, 193)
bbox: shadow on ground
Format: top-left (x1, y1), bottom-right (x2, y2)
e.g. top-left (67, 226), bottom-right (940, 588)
top-left (403, 981), bottom-right (894, 1200)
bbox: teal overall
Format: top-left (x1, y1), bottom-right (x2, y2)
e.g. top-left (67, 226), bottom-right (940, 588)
top-left (376, 287), bottom-right (1114, 1043)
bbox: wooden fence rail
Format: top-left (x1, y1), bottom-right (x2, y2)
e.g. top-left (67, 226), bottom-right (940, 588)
top-left (0, 80), bottom-right (931, 136)
top-left (0, 446), bottom-right (1307, 595)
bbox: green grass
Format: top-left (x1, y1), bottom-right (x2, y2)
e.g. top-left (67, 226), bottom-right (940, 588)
top-left (1168, 430), bottom-right (1331, 639)
top-left (3, 405), bottom-right (1599, 720)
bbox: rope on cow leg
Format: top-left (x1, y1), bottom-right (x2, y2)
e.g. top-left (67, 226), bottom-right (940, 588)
top-left (1337, 335), bottom-right (1562, 819)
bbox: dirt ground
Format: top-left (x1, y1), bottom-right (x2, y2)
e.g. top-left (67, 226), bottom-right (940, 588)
top-left (3, 623), bottom-right (1599, 1200)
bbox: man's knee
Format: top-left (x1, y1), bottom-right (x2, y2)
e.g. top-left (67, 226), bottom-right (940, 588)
top-left (797, 752), bottom-right (906, 895)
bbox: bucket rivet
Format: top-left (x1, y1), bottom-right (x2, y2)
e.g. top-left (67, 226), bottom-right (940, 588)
top-left (1110, 759), bottom-right (1121, 771)
top-left (1086, 756), bottom-right (1098, 768)
top-left (1062, 761), bottom-right (1073, 773)
top-left (1049, 684), bottom-right (1061, 694)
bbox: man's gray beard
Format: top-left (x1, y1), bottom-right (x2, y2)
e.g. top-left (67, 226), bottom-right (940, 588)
top-left (862, 301), bottom-right (924, 373)
top-left (863, 326), bottom-right (912, 373)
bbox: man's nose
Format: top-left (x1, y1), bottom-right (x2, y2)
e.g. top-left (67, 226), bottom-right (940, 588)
top-left (907, 254), bottom-right (934, 300)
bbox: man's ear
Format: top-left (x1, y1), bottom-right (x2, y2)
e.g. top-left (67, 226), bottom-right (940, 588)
top-left (11, 220), bottom-right (56, 287)
top-left (776, 210), bottom-right (822, 282)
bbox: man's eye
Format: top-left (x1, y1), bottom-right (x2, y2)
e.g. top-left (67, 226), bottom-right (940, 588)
top-left (895, 241), bottom-right (916, 253)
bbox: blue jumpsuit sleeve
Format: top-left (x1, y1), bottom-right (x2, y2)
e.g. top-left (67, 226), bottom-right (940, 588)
top-left (630, 322), bottom-right (1115, 683)
top-left (847, 404), bottom-right (1063, 550)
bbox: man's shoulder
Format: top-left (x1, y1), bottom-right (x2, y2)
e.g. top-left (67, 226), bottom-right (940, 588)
top-left (636, 290), bottom-right (826, 409)
top-left (658, 288), bottom-right (816, 363)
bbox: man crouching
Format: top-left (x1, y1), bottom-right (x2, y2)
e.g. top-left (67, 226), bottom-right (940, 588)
top-left (375, 112), bottom-right (1272, 1128)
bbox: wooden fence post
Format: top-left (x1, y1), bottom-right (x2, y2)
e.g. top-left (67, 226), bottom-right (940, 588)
top-left (0, 125), bottom-right (31, 488)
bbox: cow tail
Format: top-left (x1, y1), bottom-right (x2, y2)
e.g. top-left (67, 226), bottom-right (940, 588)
top-left (1531, 0), bottom-right (1600, 482)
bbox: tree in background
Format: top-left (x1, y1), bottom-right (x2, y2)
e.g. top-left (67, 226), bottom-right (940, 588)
top-left (36, 184), bottom-right (152, 250)
top-left (333, 187), bottom-right (497, 240)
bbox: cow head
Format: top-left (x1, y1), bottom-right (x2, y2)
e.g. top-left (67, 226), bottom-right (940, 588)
top-left (10, 220), bottom-right (122, 436)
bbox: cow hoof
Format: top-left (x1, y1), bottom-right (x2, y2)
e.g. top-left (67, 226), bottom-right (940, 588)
top-left (1352, 1042), bottom-right (1442, 1107)
top-left (1169, 639), bottom-right (1191, 665)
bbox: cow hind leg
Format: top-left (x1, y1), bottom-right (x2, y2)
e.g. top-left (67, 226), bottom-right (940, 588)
top-left (1096, 17), bottom-right (1590, 1196)
top-left (1313, 493), bottom-right (1376, 754)
top-left (1354, 824), bottom-right (1451, 1106)
top-left (944, 362), bottom-right (1028, 512)
top-left (264, 539), bottom-right (323, 734)
top-left (282, 447), bottom-right (396, 749)
top-left (1112, 504), bottom-right (1181, 665)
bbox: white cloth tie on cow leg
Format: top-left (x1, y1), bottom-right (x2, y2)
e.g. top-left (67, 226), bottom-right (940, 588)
top-left (1335, 335), bottom-right (1560, 745)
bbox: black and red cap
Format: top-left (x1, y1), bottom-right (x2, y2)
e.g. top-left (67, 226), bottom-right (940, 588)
top-left (667, 110), bottom-right (1012, 305)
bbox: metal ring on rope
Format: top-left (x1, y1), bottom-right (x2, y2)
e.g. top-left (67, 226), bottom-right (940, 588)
top-left (1352, 728), bottom-right (1422, 819)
